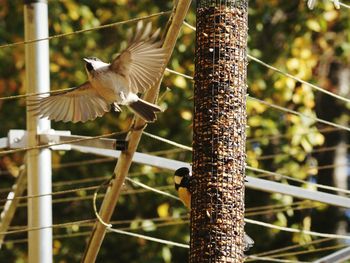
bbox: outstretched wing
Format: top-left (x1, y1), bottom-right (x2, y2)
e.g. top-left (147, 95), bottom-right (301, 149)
top-left (110, 21), bottom-right (168, 93)
top-left (28, 82), bottom-right (111, 123)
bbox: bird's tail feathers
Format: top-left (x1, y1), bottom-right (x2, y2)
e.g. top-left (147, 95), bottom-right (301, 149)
top-left (129, 99), bottom-right (162, 122)
top-left (243, 233), bottom-right (254, 251)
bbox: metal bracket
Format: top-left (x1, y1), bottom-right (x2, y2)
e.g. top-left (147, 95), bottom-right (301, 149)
top-left (0, 137), bottom-right (8, 149)
top-left (1, 129), bottom-right (127, 151)
top-left (8, 130), bottom-right (27, 149)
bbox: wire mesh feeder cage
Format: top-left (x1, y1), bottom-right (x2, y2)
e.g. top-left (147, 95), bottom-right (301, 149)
top-left (191, 0), bottom-right (248, 262)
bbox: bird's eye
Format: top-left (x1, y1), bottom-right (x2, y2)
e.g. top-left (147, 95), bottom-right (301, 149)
top-left (86, 62), bottom-right (94, 72)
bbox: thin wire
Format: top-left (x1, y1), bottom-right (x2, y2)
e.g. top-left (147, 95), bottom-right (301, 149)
top-left (52, 171), bottom-right (149, 188)
top-left (0, 129), bottom-right (129, 156)
top-left (246, 126), bottom-right (340, 143)
top-left (5, 222), bottom-right (190, 245)
top-left (247, 256), bottom-right (309, 263)
top-left (142, 131), bottom-right (192, 151)
top-left (8, 212), bottom-right (188, 231)
top-left (0, 88), bottom-right (73, 102)
top-left (165, 68), bottom-right (193, 80)
top-left (266, 244), bottom-right (348, 259)
top-left (141, 131), bottom-right (350, 195)
top-left (246, 166), bottom-right (350, 195)
top-left (245, 218), bottom-right (350, 240)
top-left (0, 171), bottom-right (138, 196)
top-left (52, 175), bottom-right (110, 187)
top-left (256, 157), bottom-right (348, 173)
top-left (246, 201), bottom-right (307, 212)
top-left (125, 177), bottom-right (180, 201)
top-left (0, 11), bottom-right (172, 50)
top-left (3, 226), bottom-right (334, 263)
top-left (243, 145), bottom-right (350, 167)
top-left (252, 238), bottom-right (333, 257)
top-left (2, 193), bottom-right (105, 210)
top-left (265, 144), bottom-right (350, 162)
top-left (248, 96), bottom-right (350, 133)
top-left (247, 55), bottom-right (350, 105)
top-left (182, 21), bottom-right (350, 105)
top-left (316, 162), bottom-right (349, 171)
top-left (0, 60), bottom-right (189, 104)
top-left (3, 137), bottom-right (339, 184)
top-left (4, 217), bottom-right (189, 244)
top-left (144, 148), bottom-right (188, 156)
top-left (143, 113), bottom-right (350, 164)
top-left (245, 203), bottom-right (322, 217)
top-left (0, 219), bottom-right (94, 236)
top-left (92, 180), bottom-right (189, 248)
top-left (183, 21), bottom-right (196, 31)
top-left (52, 147), bottom-right (186, 172)
top-left (144, 70), bottom-right (350, 156)
top-left (6, 187), bottom-right (318, 216)
top-left (2, 231), bottom-right (93, 245)
top-left (256, 144), bottom-right (350, 161)
top-left (106, 228), bottom-right (190, 248)
top-left (0, 184), bottom-right (175, 210)
top-left (52, 157), bottom-right (115, 170)
top-left (0, 185), bottom-right (102, 204)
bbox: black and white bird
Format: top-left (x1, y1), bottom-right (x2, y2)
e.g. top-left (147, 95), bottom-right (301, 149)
top-left (174, 167), bottom-right (192, 209)
top-left (29, 21), bottom-right (167, 123)
top-left (307, 0), bottom-right (340, 10)
top-left (174, 167), bottom-right (255, 251)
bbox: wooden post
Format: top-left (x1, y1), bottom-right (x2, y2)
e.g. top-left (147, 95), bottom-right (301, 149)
top-left (81, 1), bottom-right (192, 262)
top-left (190, 0), bottom-right (248, 262)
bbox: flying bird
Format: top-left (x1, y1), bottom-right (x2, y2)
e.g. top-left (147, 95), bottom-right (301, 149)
top-left (307, 0), bottom-right (340, 10)
top-left (174, 167), bottom-right (255, 251)
top-left (29, 21), bottom-right (167, 123)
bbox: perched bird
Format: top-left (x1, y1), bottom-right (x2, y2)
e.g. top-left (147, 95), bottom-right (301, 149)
top-left (174, 167), bottom-right (254, 251)
top-left (29, 21), bottom-right (167, 123)
top-left (174, 167), bottom-right (192, 209)
top-left (307, 0), bottom-right (340, 10)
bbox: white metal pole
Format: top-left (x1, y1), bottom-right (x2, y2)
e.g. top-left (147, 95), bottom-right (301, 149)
top-left (24, 1), bottom-right (52, 263)
top-left (313, 246), bottom-right (350, 263)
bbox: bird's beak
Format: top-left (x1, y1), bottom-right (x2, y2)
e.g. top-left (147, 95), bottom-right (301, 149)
top-left (83, 58), bottom-right (90, 63)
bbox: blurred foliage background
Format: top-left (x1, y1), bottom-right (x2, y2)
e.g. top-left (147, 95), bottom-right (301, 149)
top-left (0, 0), bottom-right (350, 262)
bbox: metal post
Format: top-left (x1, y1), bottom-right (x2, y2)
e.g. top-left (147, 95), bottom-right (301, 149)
top-left (314, 246), bottom-right (350, 263)
top-left (191, 0), bottom-right (248, 262)
top-left (24, 1), bottom-right (52, 262)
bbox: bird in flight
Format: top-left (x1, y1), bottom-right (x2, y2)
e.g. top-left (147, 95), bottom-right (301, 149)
top-left (29, 21), bottom-right (167, 123)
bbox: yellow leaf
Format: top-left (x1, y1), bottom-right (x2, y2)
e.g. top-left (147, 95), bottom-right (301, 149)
top-left (50, 63), bottom-right (60, 73)
top-left (306, 20), bottom-right (321, 32)
top-left (157, 203), bottom-right (169, 218)
top-left (181, 110), bottom-right (192, 121)
top-left (174, 75), bottom-right (187, 89)
top-left (53, 240), bottom-right (61, 255)
top-left (324, 10), bottom-right (338, 21)
top-left (300, 49), bottom-right (312, 59)
top-left (286, 58), bottom-right (299, 71)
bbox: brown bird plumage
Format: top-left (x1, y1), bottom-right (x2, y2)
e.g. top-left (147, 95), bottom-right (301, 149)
top-left (28, 21), bottom-right (167, 123)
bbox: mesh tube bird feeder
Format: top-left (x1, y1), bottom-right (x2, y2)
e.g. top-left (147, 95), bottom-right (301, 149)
top-left (191, 0), bottom-right (248, 262)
